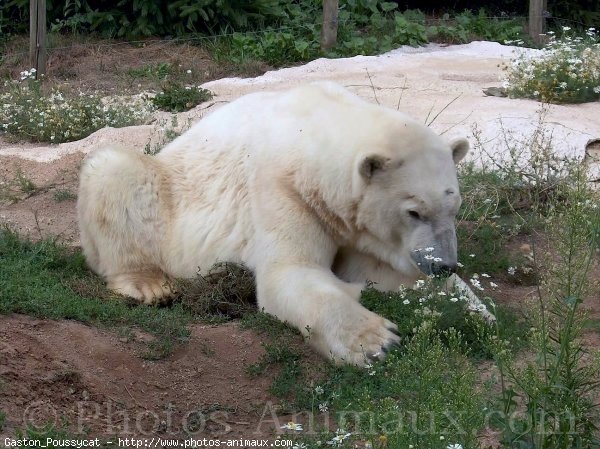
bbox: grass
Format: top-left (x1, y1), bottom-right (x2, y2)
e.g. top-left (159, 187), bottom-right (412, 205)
top-left (0, 228), bottom-right (193, 359)
top-left (52, 189), bottom-right (77, 202)
top-left (127, 62), bottom-right (173, 81)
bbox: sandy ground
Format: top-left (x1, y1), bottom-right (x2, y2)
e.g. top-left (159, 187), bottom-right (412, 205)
top-left (0, 315), bottom-right (315, 439)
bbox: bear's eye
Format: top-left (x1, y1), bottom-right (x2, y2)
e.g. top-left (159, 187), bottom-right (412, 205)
top-left (408, 210), bottom-right (422, 220)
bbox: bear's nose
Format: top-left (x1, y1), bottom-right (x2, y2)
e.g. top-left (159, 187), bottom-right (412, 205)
top-left (432, 263), bottom-right (457, 276)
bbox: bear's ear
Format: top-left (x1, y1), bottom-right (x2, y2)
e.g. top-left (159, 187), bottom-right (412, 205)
top-left (450, 138), bottom-right (470, 165)
top-left (359, 155), bottom-right (388, 179)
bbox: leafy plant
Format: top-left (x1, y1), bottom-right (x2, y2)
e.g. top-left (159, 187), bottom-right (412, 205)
top-left (151, 83), bottom-right (212, 112)
top-left (429, 9), bottom-right (525, 44)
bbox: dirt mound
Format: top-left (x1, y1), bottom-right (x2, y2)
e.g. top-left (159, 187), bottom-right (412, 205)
top-left (0, 314), bottom-right (287, 439)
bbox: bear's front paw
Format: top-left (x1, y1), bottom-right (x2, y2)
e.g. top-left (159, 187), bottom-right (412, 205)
top-left (319, 305), bottom-right (401, 365)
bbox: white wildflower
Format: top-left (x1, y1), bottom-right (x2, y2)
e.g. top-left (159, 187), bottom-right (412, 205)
top-left (281, 422), bottom-right (303, 431)
top-left (327, 429), bottom-right (352, 446)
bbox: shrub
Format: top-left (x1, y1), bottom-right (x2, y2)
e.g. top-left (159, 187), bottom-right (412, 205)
top-left (0, 71), bottom-right (153, 143)
top-left (151, 83), bottom-right (212, 112)
top-left (504, 27), bottom-right (600, 103)
top-left (429, 9), bottom-right (525, 44)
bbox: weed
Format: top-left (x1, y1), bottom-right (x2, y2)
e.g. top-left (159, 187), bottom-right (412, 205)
top-left (491, 166), bottom-right (600, 448)
top-left (151, 83), bottom-right (212, 112)
top-left (15, 169), bottom-right (37, 194)
top-left (143, 115), bottom-right (191, 156)
top-left (128, 62), bottom-right (172, 80)
top-left (504, 27), bottom-right (600, 103)
top-left (199, 339), bottom-right (216, 357)
top-left (0, 73), bottom-right (153, 143)
top-left (0, 169), bottom-right (39, 204)
top-left (0, 409), bottom-right (5, 431)
top-left (52, 190), bottom-right (77, 202)
top-left (459, 114), bottom-right (600, 447)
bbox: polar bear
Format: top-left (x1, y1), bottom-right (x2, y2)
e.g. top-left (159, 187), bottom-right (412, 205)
top-left (78, 82), bottom-right (469, 365)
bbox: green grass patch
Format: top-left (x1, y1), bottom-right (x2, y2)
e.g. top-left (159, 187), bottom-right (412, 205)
top-left (128, 62), bottom-right (173, 80)
top-left (13, 422), bottom-right (77, 448)
top-left (0, 228), bottom-right (193, 359)
top-left (52, 189), bottom-right (77, 202)
top-left (242, 312), bottom-right (315, 410)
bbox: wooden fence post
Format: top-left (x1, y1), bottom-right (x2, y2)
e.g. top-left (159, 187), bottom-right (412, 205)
top-left (29, 0), bottom-right (47, 78)
top-left (528, 0), bottom-right (546, 45)
top-left (321, 0), bottom-right (339, 51)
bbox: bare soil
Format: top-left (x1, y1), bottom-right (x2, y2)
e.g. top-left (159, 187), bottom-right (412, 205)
top-left (0, 314), bottom-right (303, 439)
top-left (0, 152), bottom-right (82, 242)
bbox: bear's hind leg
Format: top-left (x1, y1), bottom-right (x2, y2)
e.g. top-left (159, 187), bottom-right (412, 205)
top-left (107, 270), bottom-right (175, 305)
top-left (78, 146), bottom-right (175, 305)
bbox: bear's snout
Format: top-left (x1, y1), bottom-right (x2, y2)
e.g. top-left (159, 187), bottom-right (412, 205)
top-left (411, 250), bottom-right (457, 277)
top-left (431, 263), bottom-right (457, 276)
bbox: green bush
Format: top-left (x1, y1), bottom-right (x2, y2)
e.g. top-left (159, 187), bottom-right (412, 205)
top-left (1, 0), bottom-right (290, 37)
top-left (429, 9), bottom-right (525, 44)
top-left (0, 72), bottom-right (153, 143)
top-left (504, 27), bottom-right (600, 103)
top-left (151, 83), bottom-right (212, 112)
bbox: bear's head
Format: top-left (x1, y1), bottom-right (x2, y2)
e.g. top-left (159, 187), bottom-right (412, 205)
top-left (353, 122), bottom-right (469, 281)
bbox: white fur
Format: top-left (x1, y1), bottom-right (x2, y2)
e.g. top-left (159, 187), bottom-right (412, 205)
top-left (78, 82), bottom-right (469, 364)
